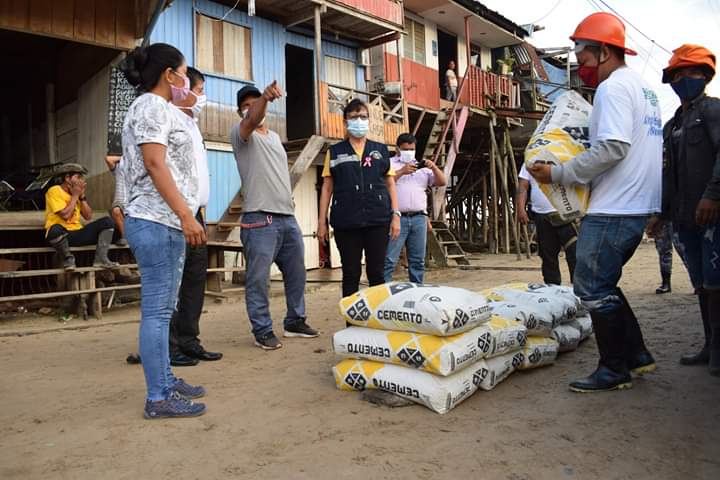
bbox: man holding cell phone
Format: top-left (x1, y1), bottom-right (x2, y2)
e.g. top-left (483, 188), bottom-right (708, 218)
top-left (383, 133), bottom-right (446, 284)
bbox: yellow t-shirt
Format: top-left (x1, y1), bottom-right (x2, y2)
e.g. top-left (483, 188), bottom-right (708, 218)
top-left (321, 146), bottom-right (396, 177)
top-left (44, 185), bottom-right (82, 233)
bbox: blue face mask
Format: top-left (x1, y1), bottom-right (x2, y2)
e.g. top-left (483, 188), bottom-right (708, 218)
top-left (671, 77), bottom-right (706, 101)
top-left (346, 118), bottom-right (369, 138)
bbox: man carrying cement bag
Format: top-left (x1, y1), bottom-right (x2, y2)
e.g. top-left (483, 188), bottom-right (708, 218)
top-left (340, 283), bottom-right (492, 336)
top-left (529, 12), bottom-right (661, 392)
top-left (525, 90), bottom-right (592, 223)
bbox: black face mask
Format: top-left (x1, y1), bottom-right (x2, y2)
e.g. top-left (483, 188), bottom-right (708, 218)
top-left (671, 76), bottom-right (706, 101)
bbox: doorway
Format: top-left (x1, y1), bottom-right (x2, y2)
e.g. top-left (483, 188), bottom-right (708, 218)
top-left (285, 45), bottom-right (315, 140)
top-left (437, 29), bottom-right (458, 100)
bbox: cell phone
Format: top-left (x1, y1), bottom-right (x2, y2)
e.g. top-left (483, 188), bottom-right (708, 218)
top-left (416, 160), bottom-right (426, 169)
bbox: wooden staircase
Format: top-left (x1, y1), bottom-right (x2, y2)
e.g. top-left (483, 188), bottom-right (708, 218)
top-left (420, 68), bottom-right (473, 266)
top-left (427, 221), bottom-right (469, 266)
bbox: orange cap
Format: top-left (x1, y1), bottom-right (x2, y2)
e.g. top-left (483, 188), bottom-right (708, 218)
top-left (662, 44), bottom-right (716, 83)
top-left (570, 12), bottom-right (637, 56)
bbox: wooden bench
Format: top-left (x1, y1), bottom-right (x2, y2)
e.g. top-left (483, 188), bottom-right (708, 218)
top-left (0, 244), bottom-right (138, 319)
top-left (0, 240), bottom-right (248, 315)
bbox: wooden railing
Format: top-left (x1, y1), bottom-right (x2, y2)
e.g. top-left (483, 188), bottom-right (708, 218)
top-left (319, 82), bottom-right (407, 145)
top-left (462, 66), bottom-right (521, 110)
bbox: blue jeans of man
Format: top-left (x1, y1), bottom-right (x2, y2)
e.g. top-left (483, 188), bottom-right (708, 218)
top-left (125, 217), bottom-right (185, 401)
top-left (573, 215), bottom-right (648, 313)
top-left (675, 223), bottom-right (720, 290)
top-left (383, 214), bottom-right (427, 283)
top-left (240, 212), bottom-right (307, 338)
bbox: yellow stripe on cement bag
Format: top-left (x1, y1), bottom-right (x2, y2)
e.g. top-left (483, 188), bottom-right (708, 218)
top-left (332, 358), bottom-right (485, 414)
top-left (339, 282), bottom-right (492, 336)
top-left (519, 337), bottom-right (559, 370)
top-left (332, 316), bottom-right (526, 376)
top-left (524, 90), bottom-right (592, 222)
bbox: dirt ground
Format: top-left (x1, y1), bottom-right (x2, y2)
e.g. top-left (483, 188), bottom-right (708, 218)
top-left (1, 243), bottom-right (719, 480)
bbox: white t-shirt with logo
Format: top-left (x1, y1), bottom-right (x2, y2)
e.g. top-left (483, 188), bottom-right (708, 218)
top-left (519, 165), bottom-right (556, 214)
top-left (171, 105), bottom-right (210, 209)
top-left (586, 66), bottom-right (662, 215)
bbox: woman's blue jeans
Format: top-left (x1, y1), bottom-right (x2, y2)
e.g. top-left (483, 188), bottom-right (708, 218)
top-left (125, 217), bottom-right (186, 401)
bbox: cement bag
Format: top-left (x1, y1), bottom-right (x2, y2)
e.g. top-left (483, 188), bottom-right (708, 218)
top-left (484, 316), bottom-right (527, 358)
top-left (474, 351), bottom-right (525, 391)
top-left (519, 337), bottom-right (559, 370)
top-left (526, 284), bottom-right (581, 322)
top-left (525, 90), bottom-right (592, 222)
top-left (487, 283), bottom-right (576, 324)
top-left (568, 313), bottom-right (593, 341)
top-left (552, 324), bottom-right (582, 352)
top-left (340, 282), bottom-right (492, 336)
top-left (489, 300), bottom-right (554, 337)
top-left (333, 318), bottom-right (526, 376)
top-left (333, 359), bottom-right (486, 414)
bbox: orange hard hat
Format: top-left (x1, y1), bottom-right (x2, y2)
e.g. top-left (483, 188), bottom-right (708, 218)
top-left (570, 12), bottom-right (637, 56)
top-left (662, 44), bottom-right (716, 83)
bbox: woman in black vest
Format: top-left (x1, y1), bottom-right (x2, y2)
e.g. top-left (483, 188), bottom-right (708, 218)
top-left (318, 99), bottom-right (401, 297)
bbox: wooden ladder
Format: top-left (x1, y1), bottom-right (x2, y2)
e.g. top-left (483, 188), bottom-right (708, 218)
top-left (427, 220), bottom-right (469, 266)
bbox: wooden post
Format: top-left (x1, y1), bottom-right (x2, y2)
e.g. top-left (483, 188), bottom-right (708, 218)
top-left (481, 175), bottom-right (488, 246)
top-left (488, 118), bottom-right (498, 254)
top-left (499, 129), bottom-right (510, 253)
top-left (396, 37), bottom-right (408, 132)
top-left (464, 16), bottom-right (472, 71)
top-left (314, 5), bottom-right (323, 135)
top-left (504, 120), bottom-right (528, 259)
top-left (46, 83), bottom-right (56, 164)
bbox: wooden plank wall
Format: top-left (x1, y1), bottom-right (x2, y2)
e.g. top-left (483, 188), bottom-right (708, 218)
top-left (0, 0), bottom-right (140, 50)
top-left (384, 53), bottom-right (440, 111)
top-left (331, 0), bottom-right (403, 26)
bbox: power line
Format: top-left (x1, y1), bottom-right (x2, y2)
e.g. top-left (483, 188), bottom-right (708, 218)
top-left (527, 0), bottom-right (564, 25)
top-left (594, 0), bottom-right (672, 54)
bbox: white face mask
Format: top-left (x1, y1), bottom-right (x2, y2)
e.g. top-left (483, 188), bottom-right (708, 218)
top-left (399, 150), bottom-right (416, 164)
top-left (179, 91), bottom-right (206, 117)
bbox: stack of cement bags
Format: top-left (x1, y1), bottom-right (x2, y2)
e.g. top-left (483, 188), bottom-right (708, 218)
top-left (483, 283), bottom-right (593, 367)
top-left (332, 283), bottom-right (528, 414)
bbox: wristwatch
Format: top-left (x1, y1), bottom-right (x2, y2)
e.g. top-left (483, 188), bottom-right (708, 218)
top-left (392, 210), bottom-right (402, 217)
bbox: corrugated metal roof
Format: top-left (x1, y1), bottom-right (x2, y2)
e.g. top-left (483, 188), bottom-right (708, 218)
top-left (451, 0), bottom-right (528, 38)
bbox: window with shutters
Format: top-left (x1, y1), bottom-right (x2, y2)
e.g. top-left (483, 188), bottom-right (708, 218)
top-left (195, 13), bottom-right (252, 80)
top-left (402, 18), bottom-right (426, 65)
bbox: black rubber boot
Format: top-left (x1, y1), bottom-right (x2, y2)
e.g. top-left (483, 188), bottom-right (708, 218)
top-left (93, 229), bottom-right (119, 268)
top-left (680, 291), bottom-right (710, 365)
top-left (706, 290), bottom-right (720, 376)
top-left (655, 273), bottom-right (671, 294)
top-left (569, 307), bottom-right (633, 393)
top-left (616, 288), bottom-right (656, 375)
top-left (49, 235), bottom-right (76, 271)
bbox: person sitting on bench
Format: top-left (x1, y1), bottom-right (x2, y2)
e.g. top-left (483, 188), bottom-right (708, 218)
top-left (45, 163), bottom-right (118, 271)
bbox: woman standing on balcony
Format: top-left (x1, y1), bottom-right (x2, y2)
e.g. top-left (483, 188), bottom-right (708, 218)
top-left (120, 43), bottom-right (206, 419)
top-left (317, 99), bottom-right (401, 298)
top-left (446, 60), bottom-right (458, 101)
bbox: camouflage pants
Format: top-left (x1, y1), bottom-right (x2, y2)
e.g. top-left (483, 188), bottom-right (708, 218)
top-left (655, 221), bottom-right (688, 278)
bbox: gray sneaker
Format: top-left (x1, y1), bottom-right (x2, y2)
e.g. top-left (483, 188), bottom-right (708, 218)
top-left (254, 331), bottom-right (283, 350)
top-left (171, 378), bottom-right (205, 399)
top-left (143, 391), bottom-right (206, 419)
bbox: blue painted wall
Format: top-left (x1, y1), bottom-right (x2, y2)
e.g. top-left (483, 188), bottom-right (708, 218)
top-left (151, 0), bottom-right (365, 221)
top-left (206, 150), bottom-right (240, 222)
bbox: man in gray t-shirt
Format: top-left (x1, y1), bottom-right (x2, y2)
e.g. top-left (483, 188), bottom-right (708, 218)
top-left (231, 82), bottom-right (318, 350)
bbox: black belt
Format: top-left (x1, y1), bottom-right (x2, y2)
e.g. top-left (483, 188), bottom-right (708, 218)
top-left (402, 211), bottom-right (427, 217)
